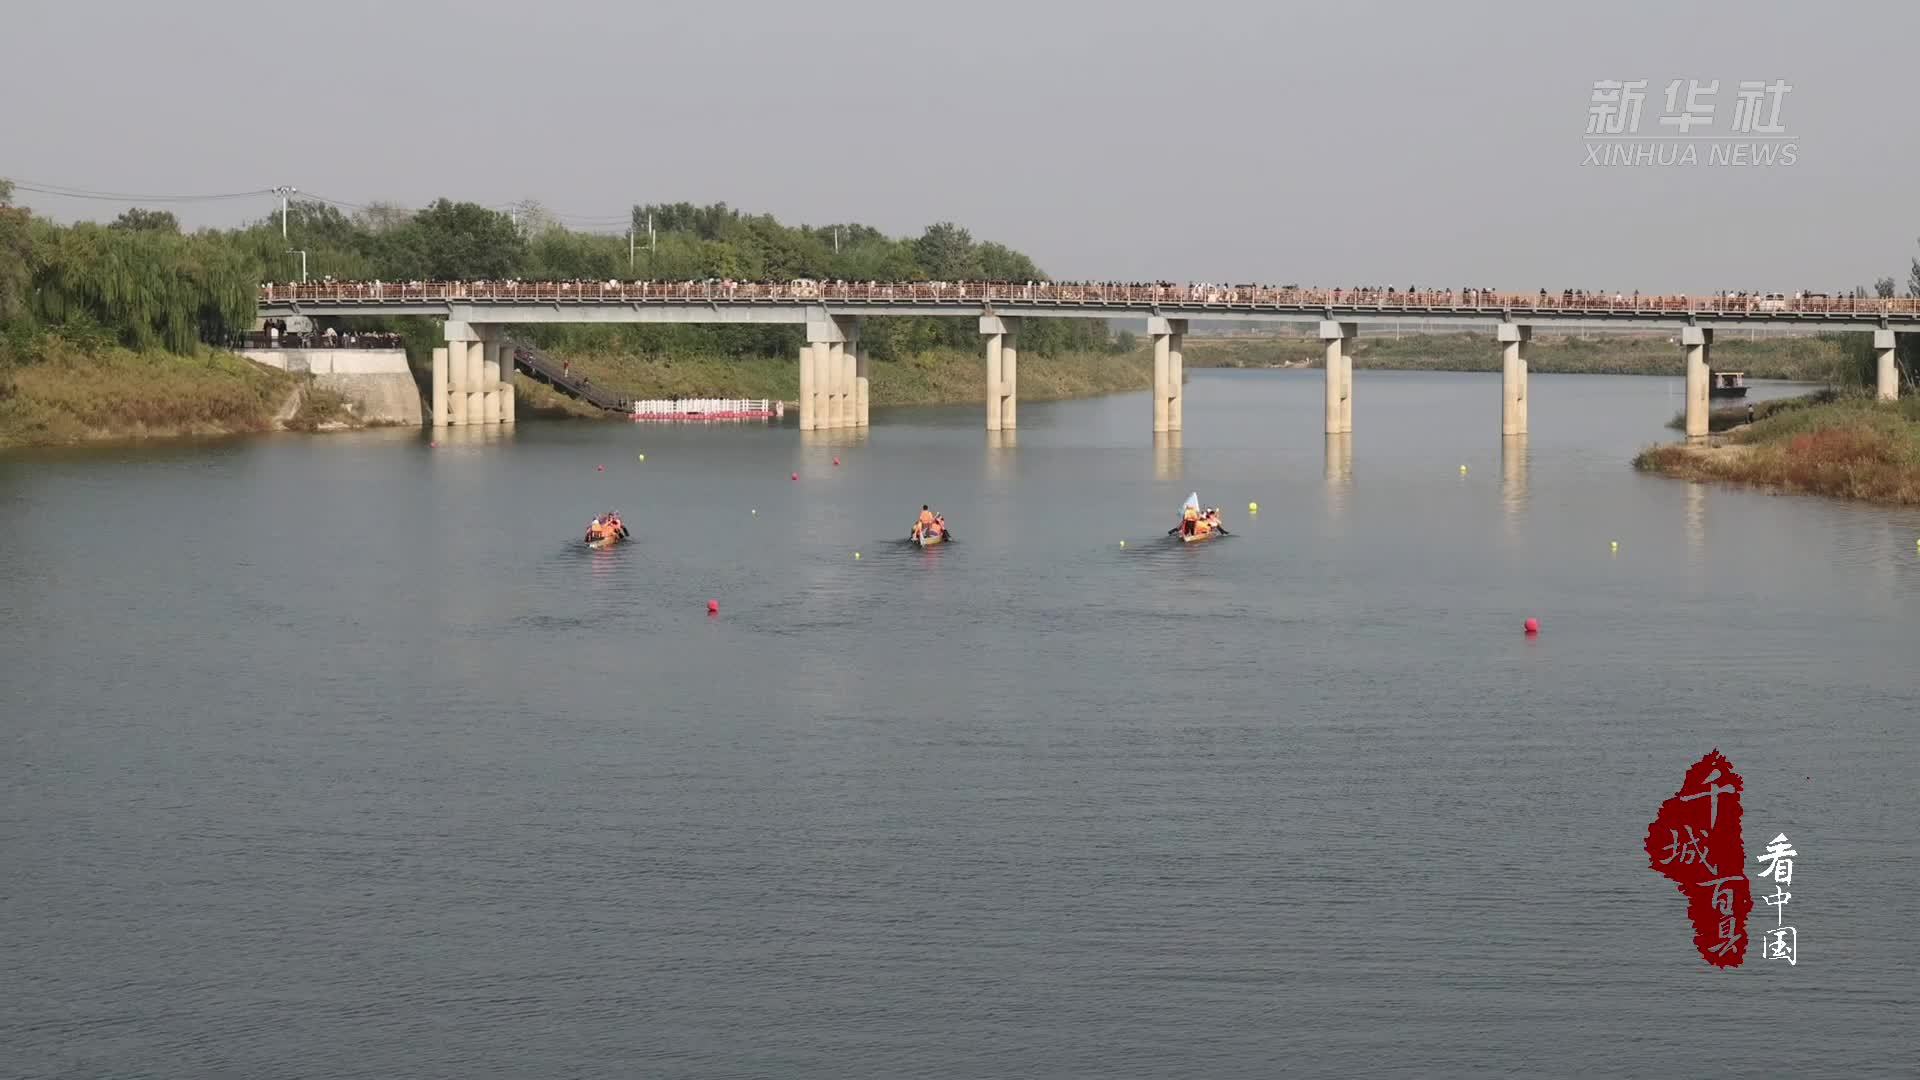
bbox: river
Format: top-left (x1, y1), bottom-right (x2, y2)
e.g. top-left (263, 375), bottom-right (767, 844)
top-left (3, 370), bottom-right (1916, 1079)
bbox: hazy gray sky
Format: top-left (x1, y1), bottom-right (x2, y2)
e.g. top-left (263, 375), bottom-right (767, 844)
top-left (4, 0), bottom-right (1914, 293)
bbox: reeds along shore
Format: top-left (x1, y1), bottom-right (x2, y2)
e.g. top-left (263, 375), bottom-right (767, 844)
top-left (1635, 392), bottom-right (1920, 505)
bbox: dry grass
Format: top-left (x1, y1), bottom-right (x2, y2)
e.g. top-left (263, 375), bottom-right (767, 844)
top-left (281, 382), bottom-right (356, 432)
top-left (509, 375), bottom-right (609, 420)
top-left (0, 336), bottom-right (294, 447)
top-left (1635, 396), bottom-right (1920, 504)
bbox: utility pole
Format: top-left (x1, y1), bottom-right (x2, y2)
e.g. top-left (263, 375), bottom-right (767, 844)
top-left (629, 228), bottom-right (635, 270)
top-left (286, 249), bottom-right (307, 282)
top-left (273, 185), bottom-right (297, 241)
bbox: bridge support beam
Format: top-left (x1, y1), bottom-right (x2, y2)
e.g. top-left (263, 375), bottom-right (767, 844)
top-left (499, 340), bottom-right (516, 424)
top-left (431, 346), bottom-right (449, 428)
top-left (480, 333), bottom-right (502, 426)
top-left (1683, 326), bottom-right (1711, 441)
top-left (803, 317), bottom-right (851, 430)
top-left (444, 322), bottom-right (477, 425)
top-left (465, 337), bottom-right (484, 427)
top-left (853, 322), bottom-right (870, 427)
top-left (1498, 323), bottom-right (1531, 436)
top-left (1319, 321), bottom-right (1356, 434)
top-left (1148, 317), bottom-right (1185, 432)
top-left (826, 340), bottom-right (846, 429)
top-left (797, 342), bottom-right (815, 430)
top-left (982, 315), bottom-right (1014, 431)
top-left (1001, 320), bottom-right (1019, 430)
top-left (1875, 329), bottom-right (1899, 401)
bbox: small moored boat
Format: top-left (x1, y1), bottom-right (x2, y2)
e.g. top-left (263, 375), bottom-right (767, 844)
top-left (1709, 371), bottom-right (1748, 398)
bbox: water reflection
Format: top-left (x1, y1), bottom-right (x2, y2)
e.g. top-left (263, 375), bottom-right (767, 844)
top-left (1501, 434), bottom-right (1529, 526)
top-left (1684, 482), bottom-right (1708, 590)
top-left (1324, 433), bottom-right (1352, 521)
top-left (986, 429), bottom-right (1017, 485)
top-left (431, 423), bottom-right (514, 450)
top-left (1153, 431), bottom-right (1182, 479)
top-left (799, 427), bottom-right (872, 450)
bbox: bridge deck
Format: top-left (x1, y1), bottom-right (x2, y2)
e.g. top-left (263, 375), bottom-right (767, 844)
top-left (258, 281), bottom-right (1920, 328)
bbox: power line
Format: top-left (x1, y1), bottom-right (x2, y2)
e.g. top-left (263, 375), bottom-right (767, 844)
top-left (4, 178), bottom-right (274, 203)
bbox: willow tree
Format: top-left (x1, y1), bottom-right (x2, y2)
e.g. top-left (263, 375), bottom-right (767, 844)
top-left (28, 221), bottom-right (254, 352)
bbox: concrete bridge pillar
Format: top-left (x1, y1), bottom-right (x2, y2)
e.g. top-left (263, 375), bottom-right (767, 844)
top-left (826, 340), bottom-right (846, 429)
top-left (804, 316), bottom-right (852, 429)
top-left (431, 346), bottom-right (449, 428)
top-left (1875, 329), bottom-right (1899, 401)
top-left (981, 315), bottom-right (1010, 431)
top-left (444, 321), bottom-right (479, 425)
top-left (1498, 323), bottom-right (1531, 436)
top-left (479, 331), bottom-right (502, 426)
top-left (1319, 321), bottom-right (1356, 434)
top-left (498, 340), bottom-right (517, 424)
top-left (1001, 320), bottom-right (1019, 430)
top-left (1148, 317), bottom-right (1186, 432)
top-left (852, 322), bottom-right (870, 427)
top-left (1683, 326), bottom-right (1711, 441)
top-left (798, 340), bottom-right (817, 430)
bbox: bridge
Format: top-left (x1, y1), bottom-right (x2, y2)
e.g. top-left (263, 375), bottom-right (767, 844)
top-left (258, 281), bottom-right (1913, 439)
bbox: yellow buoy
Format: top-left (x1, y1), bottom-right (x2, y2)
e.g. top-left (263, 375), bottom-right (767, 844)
top-left (751, 509), bottom-right (757, 515)
top-left (1611, 540), bottom-right (1619, 551)
top-left (1249, 501), bottom-right (1259, 512)
top-left (853, 552), bottom-right (861, 560)
top-left (1459, 464), bottom-right (1469, 474)
top-left (1120, 540), bottom-right (1127, 548)
top-left (637, 453), bottom-right (646, 461)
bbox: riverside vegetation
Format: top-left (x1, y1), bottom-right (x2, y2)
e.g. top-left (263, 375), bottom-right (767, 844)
top-left (0, 180), bottom-right (1124, 445)
top-left (1629, 328), bottom-right (1920, 504)
top-left (3, 175), bottom-right (1916, 505)
top-left (1635, 392), bottom-right (1920, 505)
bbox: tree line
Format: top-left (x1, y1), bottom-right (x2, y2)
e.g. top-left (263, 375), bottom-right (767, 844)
top-left (0, 183), bottom-right (1118, 362)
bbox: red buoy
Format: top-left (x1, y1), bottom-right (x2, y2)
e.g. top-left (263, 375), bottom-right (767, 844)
top-left (833, 457), bottom-right (841, 466)
top-left (791, 472), bottom-right (799, 481)
top-left (597, 464), bottom-right (605, 472)
top-left (1524, 617), bottom-right (1540, 634)
top-left (428, 441), bottom-right (438, 448)
top-left (707, 599), bottom-right (719, 615)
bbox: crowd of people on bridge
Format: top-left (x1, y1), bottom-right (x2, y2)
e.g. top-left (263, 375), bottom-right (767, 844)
top-left (258, 278), bottom-right (1920, 316)
top-left (238, 320), bottom-right (403, 350)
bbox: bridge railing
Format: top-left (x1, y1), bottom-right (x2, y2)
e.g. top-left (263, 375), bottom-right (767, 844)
top-left (258, 280), bottom-right (1920, 318)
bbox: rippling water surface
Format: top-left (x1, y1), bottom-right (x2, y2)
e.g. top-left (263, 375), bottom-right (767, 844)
top-left (3, 370), bottom-right (1916, 1078)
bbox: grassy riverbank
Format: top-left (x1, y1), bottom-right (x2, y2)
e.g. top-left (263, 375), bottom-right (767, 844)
top-left (543, 330), bottom-right (1844, 420)
top-left (1179, 331), bottom-right (1850, 380)
top-left (1635, 393), bottom-right (1920, 504)
top-left (0, 336), bottom-right (302, 448)
top-left (548, 346), bottom-right (1156, 412)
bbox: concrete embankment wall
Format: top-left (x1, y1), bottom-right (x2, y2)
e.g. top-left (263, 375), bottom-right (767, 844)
top-left (242, 349), bottom-right (423, 426)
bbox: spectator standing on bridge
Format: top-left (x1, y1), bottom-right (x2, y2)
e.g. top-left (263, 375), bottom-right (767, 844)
top-left (563, 359), bottom-right (571, 380)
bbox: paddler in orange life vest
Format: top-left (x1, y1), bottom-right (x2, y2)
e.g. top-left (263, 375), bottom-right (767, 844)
top-left (915, 505), bottom-right (935, 540)
top-left (1182, 503), bottom-right (1199, 536)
